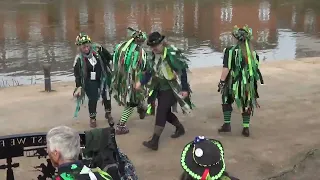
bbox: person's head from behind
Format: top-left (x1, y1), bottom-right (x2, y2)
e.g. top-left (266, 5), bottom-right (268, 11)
top-left (131, 30), bottom-right (147, 46)
top-left (180, 136), bottom-right (226, 180)
top-left (46, 126), bottom-right (81, 167)
top-left (232, 24), bottom-right (255, 58)
top-left (232, 24), bottom-right (252, 43)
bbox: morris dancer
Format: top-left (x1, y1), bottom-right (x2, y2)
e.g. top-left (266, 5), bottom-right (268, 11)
top-left (135, 31), bottom-right (193, 150)
top-left (111, 27), bottom-right (149, 135)
top-left (73, 32), bottom-right (114, 128)
top-left (218, 25), bottom-right (264, 137)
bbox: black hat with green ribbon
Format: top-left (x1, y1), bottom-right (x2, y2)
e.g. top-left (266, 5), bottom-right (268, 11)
top-left (180, 136), bottom-right (226, 180)
top-left (147, 31), bottom-right (165, 47)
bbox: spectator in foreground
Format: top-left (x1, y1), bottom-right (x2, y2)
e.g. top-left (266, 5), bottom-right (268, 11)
top-left (180, 136), bottom-right (239, 180)
top-left (46, 126), bottom-right (112, 180)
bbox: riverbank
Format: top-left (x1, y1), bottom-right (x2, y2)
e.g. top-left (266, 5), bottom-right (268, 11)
top-left (1, 57), bottom-right (320, 180)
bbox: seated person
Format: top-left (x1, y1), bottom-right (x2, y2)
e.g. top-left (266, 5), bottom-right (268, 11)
top-left (180, 136), bottom-right (239, 180)
top-left (46, 126), bottom-right (113, 180)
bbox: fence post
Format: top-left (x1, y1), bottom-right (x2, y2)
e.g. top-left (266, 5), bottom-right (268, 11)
top-left (43, 64), bottom-right (51, 92)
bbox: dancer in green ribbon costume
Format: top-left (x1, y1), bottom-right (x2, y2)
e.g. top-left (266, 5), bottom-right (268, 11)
top-left (217, 25), bottom-right (264, 137)
top-left (111, 27), bottom-right (149, 135)
top-left (135, 32), bottom-right (194, 151)
top-left (73, 33), bottom-right (114, 128)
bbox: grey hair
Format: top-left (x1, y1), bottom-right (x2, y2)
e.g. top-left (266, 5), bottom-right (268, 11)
top-left (46, 126), bottom-right (81, 161)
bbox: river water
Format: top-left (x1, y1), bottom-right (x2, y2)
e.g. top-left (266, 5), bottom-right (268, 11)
top-left (0, 0), bottom-right (320, 87)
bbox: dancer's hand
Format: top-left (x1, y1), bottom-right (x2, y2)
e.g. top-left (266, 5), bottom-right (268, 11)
top-left (173, 72), bottom-right (178, 79)
top-left (217, 80), bottom-right (225, 93)
top-left (134, 81), bottom-right (141, 90)
top-left (180, 91), bottom-right (189, 98)
top-left (256, 100), bottom-right (260, 108)
top-left (73, 87), bottom-right (82, 97)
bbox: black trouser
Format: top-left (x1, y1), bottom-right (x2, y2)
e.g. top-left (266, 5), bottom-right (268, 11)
top-left (85, 80), bottom-right (111, 118)
top-left (155, 89), bottom-right (179, 127)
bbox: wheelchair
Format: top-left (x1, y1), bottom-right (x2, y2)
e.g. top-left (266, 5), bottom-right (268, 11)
top-left (79, 122), bottom-right (138, 180)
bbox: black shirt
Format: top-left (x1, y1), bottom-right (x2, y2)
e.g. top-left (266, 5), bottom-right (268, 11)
top-left (222, 46), bottom-right (260, 69)
top-left (74, 45), bottom-right (112, 87)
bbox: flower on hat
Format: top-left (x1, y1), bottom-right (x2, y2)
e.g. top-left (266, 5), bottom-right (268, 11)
top-left (194, 136), bottom-right (206, 144)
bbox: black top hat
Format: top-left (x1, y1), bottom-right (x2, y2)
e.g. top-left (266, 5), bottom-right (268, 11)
top-left (180, 136), bottom-right (226, 180)
top-left (147, 31), bottom-right (165, 46)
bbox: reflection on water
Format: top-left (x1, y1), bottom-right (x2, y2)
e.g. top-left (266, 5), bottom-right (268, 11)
top-left (1, 0), bottom-right (320, 85)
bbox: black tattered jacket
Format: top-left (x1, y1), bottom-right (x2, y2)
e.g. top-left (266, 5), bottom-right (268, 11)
top-left (73, 45), bottom-right (112, 88)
